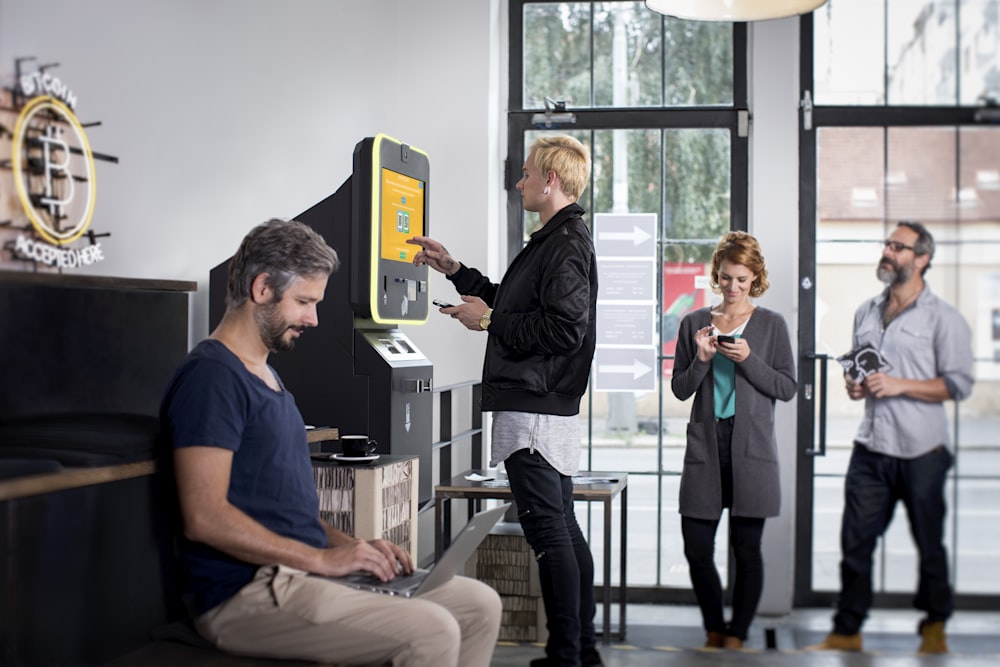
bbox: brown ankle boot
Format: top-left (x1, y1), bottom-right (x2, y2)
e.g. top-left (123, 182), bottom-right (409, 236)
top-left (804, 632), bottom-right (863, 652)
top-left (722, 636), bottom-right (744, 650)
top-left (704, 631), bottom-right (725, 648)
top-left (918, 619), bottom-right (948, 654)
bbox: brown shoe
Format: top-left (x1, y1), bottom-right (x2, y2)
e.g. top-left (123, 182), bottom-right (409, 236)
top-left (722, 636), bottom-right (744, 650)
top-left (804, 632), bottom-right (863, 652)
top-left (704, 631), bottom-right (725, 648)
top-left (918, 620), bottom-right (949, 654)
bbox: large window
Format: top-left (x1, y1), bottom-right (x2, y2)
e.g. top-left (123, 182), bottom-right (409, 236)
top-left (522, 2), bottom-right (733, 110)
top-left (507, 0), bottom-right (1000, 612)
top-left (813, 0), bottom-right (999, 105)
top-left (509, 1), bottom-right (746, 599)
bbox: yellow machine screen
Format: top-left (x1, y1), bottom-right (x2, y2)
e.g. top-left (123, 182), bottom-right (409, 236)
top-left (380, 167), bottom-right (425, 262)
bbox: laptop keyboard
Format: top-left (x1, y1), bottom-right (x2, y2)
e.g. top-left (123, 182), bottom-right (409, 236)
top-left (344, 568), bottom-right (429, 592)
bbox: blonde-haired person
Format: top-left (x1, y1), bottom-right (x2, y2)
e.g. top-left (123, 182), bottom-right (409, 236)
top-left (408, 134), bottom-right (602, 667)
top-left (670, 231), bottom-right (797, 649)
top-left (530, 134), bottom-right (590, 201)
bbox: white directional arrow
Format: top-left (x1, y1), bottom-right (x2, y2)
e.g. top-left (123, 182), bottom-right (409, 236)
top-left (597, 225), bottom-right (652, 246)
top-left (598, 359), bottom-right (652, 380)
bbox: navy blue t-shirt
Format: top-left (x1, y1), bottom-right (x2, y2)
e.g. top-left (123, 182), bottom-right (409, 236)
top-left (161, 339), bottom-right (327, 613)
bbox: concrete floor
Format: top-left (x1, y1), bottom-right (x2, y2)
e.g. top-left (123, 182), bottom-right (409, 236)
top-left (492, 604), bottom-right (1000, 666)
top-left (109, 605), bottom-right (1000, 667)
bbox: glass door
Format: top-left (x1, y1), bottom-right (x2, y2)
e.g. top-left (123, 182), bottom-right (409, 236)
top-left (799, 125), bottom-right (1000, 606)
top-left (796, 1), bottom-right (1000, 607)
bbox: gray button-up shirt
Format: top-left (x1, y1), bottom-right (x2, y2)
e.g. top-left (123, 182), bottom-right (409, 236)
top-left (852, 285), bottom-right (974, 458)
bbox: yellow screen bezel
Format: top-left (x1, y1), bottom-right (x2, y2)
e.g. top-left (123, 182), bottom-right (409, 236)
top-left (366, 133), bottom-right (430, 325)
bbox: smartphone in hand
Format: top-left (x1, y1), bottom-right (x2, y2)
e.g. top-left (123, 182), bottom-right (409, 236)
top-left (717, 334), bottom-right (735, 345)
top-left (432, 299), bottom-right (455, 309)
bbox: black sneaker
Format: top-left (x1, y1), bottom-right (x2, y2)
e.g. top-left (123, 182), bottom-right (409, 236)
top-left (529, 649), bottom-right (604, 667)
top-left (581, 647), bottom-right (605, 666)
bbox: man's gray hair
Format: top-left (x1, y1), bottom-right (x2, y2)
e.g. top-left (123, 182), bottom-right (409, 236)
top-left (897, 220), bottom-right (934, 275)
top-left (226, 218), bottom-right (339, 309)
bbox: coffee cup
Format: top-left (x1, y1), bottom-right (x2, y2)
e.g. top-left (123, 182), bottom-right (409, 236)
top-left (340, 435), bottom-right (377, 458)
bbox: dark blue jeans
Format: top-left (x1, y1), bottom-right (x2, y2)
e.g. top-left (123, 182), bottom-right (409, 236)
top-left (833, 443), bottom-right (954, 635)
top-left (505, 448), bottom-right (597, 667)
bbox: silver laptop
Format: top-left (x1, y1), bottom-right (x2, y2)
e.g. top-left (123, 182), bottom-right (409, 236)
top-left (327, 503), bottom-right (510, 598)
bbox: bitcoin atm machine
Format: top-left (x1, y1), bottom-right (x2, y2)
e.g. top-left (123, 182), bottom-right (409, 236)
top-left (210, 134), bottom-right (435, 502)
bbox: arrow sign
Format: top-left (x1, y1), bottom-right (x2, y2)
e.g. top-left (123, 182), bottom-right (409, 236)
top-left (598, 358), bottom-right (652, 380)
top-left (592, 347), bottom-right (658, 392)
top-left (597, 225), bottom-right (652, 246)
top-left (594, 212), bottom-right (657, 258)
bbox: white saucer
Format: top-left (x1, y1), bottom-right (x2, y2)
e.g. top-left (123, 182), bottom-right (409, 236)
top-left (331, 453), bottom-right (380, 463)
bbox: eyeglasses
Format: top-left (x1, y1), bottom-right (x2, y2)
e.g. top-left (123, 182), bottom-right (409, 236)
top-left (883, 239), bottom-right (916, 253)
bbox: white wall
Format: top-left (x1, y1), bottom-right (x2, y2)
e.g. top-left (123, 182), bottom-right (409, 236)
top-left (0, 0), bottom-right (494, 387)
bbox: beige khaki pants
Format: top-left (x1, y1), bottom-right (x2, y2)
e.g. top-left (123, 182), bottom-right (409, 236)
top-left (194, 565), bottom-right (501, 667)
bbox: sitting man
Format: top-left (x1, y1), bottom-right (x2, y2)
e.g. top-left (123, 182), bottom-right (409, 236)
top-left (160, 218), bottom-right (501, 666)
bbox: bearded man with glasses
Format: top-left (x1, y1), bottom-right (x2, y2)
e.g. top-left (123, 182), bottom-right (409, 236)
top-left (808, 221), bottom-right (974, 655)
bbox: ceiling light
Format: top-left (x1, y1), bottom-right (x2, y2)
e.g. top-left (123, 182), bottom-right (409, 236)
top-left (645, 0), bottom-right (828, 22)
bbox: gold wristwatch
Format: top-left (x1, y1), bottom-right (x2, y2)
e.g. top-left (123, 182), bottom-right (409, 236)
top-left (479, 308), bottom-right (493, 331)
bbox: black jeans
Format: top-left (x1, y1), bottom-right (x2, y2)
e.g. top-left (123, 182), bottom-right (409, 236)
top-left (682, 515), bottom-right (765, 640)
top-left (833, 443), bottom-right (953, 635)
top-left (505, 448), bottom-right (597, 667)
top-left (680, 416), bottom-right (766, 641)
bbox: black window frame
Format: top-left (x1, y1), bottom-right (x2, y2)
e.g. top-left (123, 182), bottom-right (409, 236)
top-left (507, 0), bottom-right (750, 601)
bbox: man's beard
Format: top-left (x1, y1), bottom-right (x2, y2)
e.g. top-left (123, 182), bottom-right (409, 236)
top-left (877, 258), bottom-right (914, 286)
top-left (255, 299), bottom-right (302, 352)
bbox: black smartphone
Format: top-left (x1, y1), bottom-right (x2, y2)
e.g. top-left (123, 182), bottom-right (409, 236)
top-left (432, 298), bottom-right (455, 308)
top-left (717, 335), bottom-right (735, 345)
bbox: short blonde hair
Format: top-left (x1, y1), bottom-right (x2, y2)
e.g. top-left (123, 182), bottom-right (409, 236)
top-left (531, 135), bottom-right (591, 201)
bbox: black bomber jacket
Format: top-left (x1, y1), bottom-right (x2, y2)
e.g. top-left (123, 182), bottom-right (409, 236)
top-left (448, 203), bottom-right (597, 416)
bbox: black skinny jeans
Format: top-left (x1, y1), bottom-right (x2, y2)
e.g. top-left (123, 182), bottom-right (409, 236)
top-left (681, 417), bottom-right (766, 641)
top-left (505, 448), bottom-right (597, 667)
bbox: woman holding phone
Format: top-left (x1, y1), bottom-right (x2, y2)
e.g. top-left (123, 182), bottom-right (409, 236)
top-left (670, 231), bottom-right (797, 649)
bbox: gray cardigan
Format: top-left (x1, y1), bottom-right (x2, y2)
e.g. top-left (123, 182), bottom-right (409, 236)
top-left (670, 306), bottom-right (797, 519)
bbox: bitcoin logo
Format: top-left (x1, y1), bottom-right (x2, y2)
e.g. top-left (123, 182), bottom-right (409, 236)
top-left (11, 95), bottom-right (96, 245)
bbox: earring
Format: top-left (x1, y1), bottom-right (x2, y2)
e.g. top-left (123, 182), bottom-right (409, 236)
top-left (543, 186), bottom-right (550, 195)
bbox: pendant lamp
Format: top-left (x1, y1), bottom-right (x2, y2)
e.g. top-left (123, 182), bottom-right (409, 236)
top-left (645, 0), bottom-right (828, 22)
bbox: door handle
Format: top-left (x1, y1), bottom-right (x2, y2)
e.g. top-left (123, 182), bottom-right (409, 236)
top-left (804, 353), bottom-right (829, 457)
top-left (402, 377), bottom-right (432, 393)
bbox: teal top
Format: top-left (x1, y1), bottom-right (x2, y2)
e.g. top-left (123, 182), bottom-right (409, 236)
top-left (713, 336), bottom-right (738, 419)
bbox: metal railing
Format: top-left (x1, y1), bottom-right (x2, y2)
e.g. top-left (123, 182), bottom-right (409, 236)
top-left (424, 380), bottom-right (484, 538)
